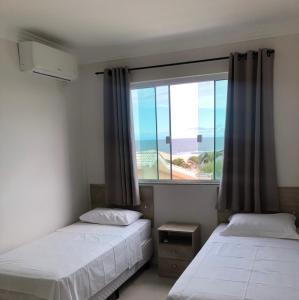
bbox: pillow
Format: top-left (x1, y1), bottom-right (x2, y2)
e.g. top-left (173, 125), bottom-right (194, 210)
top-left (220, 213), bottom-right (299, 240)
top-left (79, 208), bottom-right (142, 226)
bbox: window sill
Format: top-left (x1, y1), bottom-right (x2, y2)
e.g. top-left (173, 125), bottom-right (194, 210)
top-left (139, 180), bottom-right (220, 186)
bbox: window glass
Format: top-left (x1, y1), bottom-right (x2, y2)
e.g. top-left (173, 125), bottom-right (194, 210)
top-left (132, 87), bottom-right (158, 179)
top-left (131, 75), bottom-right (228, 182)
top-left (215, 80), bottom-right (228, 180)
top-left (156, 86), bottom-right (171, 179)
top-left (198, 81), bottom-right (215, 180)
top-left (170, 83), bottom-right (199, 180)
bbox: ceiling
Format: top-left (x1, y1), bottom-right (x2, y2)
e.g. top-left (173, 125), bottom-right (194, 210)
top-left (1, 0), bottom-right (299, 63)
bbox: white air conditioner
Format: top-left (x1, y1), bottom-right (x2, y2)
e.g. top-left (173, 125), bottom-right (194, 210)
top-left (18, 41), bottom-right (78, 81)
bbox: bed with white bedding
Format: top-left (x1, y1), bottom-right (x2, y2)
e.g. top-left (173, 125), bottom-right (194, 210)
top-left (0, 219), bottom-right (152, 300)
top-left (167, 224), bottom-right (299, 300)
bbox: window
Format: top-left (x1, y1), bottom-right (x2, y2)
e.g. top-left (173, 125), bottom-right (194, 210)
top-left (131, 74), bottom-right (228, 182)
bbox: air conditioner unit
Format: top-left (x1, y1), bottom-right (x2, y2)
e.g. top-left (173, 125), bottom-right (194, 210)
top-left (18, 41), bottom-right (78, 81)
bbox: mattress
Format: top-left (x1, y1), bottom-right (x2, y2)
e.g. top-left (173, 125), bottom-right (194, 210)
top-left (0, 239), bottom-right (153, 300)
top-left (168, 224), bottom-right (299, 300)
top-left (0, 219), bottom-right (151, 300)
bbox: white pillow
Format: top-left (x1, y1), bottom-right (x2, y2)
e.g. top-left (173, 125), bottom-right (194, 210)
top-left (79, 208), bottom-right (142, 226)
top-left (220, 213), bottom-right (299, 240)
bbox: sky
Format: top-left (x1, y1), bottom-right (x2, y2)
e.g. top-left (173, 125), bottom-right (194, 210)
top-left (131, 80), bottom-right (227, 141)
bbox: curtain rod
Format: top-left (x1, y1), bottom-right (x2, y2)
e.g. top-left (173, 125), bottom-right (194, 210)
top-left (94, 56), bottom-right (229, 75)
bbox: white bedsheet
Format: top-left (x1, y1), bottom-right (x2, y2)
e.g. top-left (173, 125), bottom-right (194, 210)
top-left (168, 224), bottom-right (299, 300)
top-left (0, 219), bottom-right (151, 300)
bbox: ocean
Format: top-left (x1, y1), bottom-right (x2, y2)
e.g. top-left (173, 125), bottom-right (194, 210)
top-left (135, 137), bottom-right (224, 155)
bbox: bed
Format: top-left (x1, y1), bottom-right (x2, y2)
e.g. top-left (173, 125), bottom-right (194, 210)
top-left (167, 223), bottom-right (299, 300)
top-left (0, 185), bottom-right (154, 300)
top-left (168, 187), bottom-right (299, 300)
top-left (0, 219), bottom-right (152, 300)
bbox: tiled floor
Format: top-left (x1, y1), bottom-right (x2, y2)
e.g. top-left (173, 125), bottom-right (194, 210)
top-left (119, 266), bottom-right (175, 300)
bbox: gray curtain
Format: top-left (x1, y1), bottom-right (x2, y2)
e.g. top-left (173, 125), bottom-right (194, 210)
top-left (218, 49), bottom-right (279, 213)
top-left (103, 67), bottom-right (140, 206)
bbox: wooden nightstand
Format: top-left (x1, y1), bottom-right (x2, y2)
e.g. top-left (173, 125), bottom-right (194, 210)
top-left (158, 222), bottom-right (201, 278)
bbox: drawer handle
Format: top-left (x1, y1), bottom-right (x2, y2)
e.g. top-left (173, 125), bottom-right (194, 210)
top-left (171, 263), bottom-right (178, 269)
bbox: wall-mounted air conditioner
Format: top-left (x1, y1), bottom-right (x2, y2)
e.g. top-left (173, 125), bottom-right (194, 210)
top-left (18, 41), bottom-right (78, 82)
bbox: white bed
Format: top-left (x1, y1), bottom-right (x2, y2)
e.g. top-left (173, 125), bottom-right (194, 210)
top-left (0, 219), bottom-right (152, 300)
top-left (167, 224), bottom-right (299, 300)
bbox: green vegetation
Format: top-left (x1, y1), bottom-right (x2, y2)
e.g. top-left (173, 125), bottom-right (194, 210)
top-left (188, 155), bottom-right (199, 165)
top-left (215, 155), bottom-right (223, 180)
top-left (172, 158), bottom-right (190, 168)
top-left (170, 151), bottom-right (224, 180)
top-left (199, 152), bottom-right (214, 164)
top-left (189, 151), bottom-right (223, 180)
top-left (201, 160), bottom-right (214, 174)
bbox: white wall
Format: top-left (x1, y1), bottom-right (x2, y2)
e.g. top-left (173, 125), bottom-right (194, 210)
top-left (0, 38), bottom-right (88, 253)
top-left (79, 33), bottom-right (299, 243)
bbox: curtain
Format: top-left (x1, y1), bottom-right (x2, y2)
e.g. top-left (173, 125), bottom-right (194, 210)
top-left (103, 67), bottom-right (140, 206)
top-left (218, 49), bottom-right (279, 213)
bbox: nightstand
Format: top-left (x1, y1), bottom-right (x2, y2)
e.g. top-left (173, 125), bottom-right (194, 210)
top-left (158, 222), bottom-right (201, 278)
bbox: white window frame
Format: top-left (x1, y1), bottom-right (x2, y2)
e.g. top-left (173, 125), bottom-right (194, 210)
top-left (130, 72), bottom-right (228, 185)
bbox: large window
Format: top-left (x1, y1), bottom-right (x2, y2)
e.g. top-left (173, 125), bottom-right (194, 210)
top-left (131, 74), bottom-right (227, 182)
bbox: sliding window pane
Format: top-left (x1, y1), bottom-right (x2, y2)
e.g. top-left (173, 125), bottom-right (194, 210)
top-left (197, 81), bottom-right (215, 180)
top-left (170, 83), bottom-right (199, 180)
top-left (156, 86), bottom-right (171, 179)
top-left (131, 88), bottom-right (158, 179)
top-left (215, 80), bottom-right (228, 180)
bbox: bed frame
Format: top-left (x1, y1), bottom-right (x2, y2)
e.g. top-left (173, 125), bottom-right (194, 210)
top-left (218, 187), bottom-right (299, 226)
top-left (90, 184), bottom-right (154, 226)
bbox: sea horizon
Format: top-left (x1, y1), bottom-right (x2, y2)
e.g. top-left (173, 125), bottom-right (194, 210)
top-left (135, 137), bottom-right (224, 155)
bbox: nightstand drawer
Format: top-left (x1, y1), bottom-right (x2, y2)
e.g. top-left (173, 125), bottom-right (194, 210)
top-left (158, 258), bottom-right (189, 278)
top-left (159, 244), bottom-right (193, 260)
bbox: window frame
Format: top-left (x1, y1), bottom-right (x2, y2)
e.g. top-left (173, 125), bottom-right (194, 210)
top-left (130, 72), bottom-right (228, 185)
